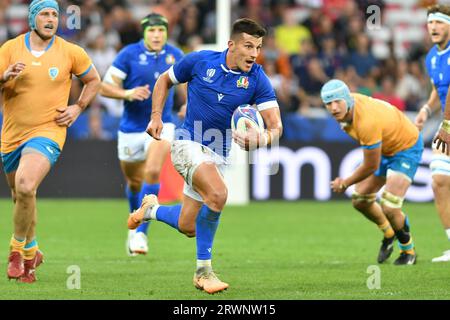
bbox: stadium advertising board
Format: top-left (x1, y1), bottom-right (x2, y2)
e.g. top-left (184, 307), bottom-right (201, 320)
top-left (251, 142), bottom-right (433, 202)
top-left (0, 140), bottom-right (183, 200)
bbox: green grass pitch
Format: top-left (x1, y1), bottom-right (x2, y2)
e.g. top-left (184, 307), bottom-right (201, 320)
top-left (0, 199), bottom-right (449, 300)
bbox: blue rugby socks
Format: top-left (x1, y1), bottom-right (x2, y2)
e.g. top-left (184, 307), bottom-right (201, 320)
top-left (152, 204), bottom-right (222, 270)
top-left (125, 186), bottom-right (140, 213)
top-left (154, 204), bottom-right (182, 230)
top-left (139, 183), bottom-right (160, 201)
top-left (196, 205), bottom-right (221, 262)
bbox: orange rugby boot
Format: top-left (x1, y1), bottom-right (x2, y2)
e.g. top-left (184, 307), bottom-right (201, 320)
top-left (193, 268), bottom-right (229, 294)
top-left (127, 194), bottom-right (159, 230)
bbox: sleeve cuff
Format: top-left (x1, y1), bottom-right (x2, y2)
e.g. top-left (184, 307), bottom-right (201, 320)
top-left (257, 100), bottom-right (279, 111)
top-left (77, 64), bottom-right (93, 78)
top-left (168, 66), bottom-right (180, 84)
top-left (361, 141), bottom-right (382, 150)
top-left (108, 66), bottom-right (127, 80)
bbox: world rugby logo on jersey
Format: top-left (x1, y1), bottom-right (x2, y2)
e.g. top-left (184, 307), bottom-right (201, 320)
top-left (139, 53), bottom-right (148, 65)
top-left (49, 67), bottom-right (59, 81)
top-left (203, 69), bottom-right (216, 83)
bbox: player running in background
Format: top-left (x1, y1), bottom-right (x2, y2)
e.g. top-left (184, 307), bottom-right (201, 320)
top-left (414, 4), bottom-right (450, 262)
top-left (128, 18), bottom-right (283, 293)
top-left (100, 13), bottom-right (184, 256)
top-left (322, 80), bottom-right (423, 265)
top-left (0, 0), bottom-right (100, 283)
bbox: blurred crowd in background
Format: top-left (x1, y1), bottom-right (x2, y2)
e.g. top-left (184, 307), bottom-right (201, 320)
top-left (0, 0), bottom-right (443, 142)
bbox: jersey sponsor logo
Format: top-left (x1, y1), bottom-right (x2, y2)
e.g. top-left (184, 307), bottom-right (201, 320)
top-left (166, 54), bottom-right (175, 65)
top-left (48, 67), bottom-right (59, 81)
top-left (218, 93), bottom-right (224, 101)
top-left (237, 76), bottom-right (249, 89)
top-left (202, 68), bottom-right (216, 83)
top-left (31, 61), bottom-right (41, 66)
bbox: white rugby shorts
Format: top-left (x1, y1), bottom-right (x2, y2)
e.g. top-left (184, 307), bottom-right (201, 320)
top-left (171, 140), bottom-right (227, 202)
top-left (118, 123), bottom-right (175, 162)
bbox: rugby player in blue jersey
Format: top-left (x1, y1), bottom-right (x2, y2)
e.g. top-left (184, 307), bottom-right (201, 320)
top-left (415, 4), bottom-right (450, 262)
top-left (128, 18), bottom-right (283, 294)
top-left (101, 13), bottom-right (184, 256)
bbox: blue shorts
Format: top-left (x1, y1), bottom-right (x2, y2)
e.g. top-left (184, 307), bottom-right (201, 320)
top-left (1, 137), bottom-right (61, 173)
top-left (375, 134), bottom-right (424, 181)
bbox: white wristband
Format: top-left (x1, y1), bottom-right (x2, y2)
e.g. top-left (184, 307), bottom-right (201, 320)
top-left (422, 104), bottom-right (432, 117)
top-left (124, 89), bottom-right (135, 101)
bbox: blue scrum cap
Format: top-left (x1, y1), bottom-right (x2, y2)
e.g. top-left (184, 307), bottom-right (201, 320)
top-left (29, 0), bottom-right (59, 30)
top-left (320, 79), bottom-right (354, 109)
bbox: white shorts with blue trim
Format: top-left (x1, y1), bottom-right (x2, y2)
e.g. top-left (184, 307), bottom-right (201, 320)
top-left (171, 140), bottom-right (227, 202)
top-left (118, 123), bottom-right (175, 162)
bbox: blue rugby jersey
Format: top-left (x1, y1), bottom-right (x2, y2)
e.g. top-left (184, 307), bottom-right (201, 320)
top-left (168, 49), bottom-right (279, 157)
top-left (425, 43), bottom-right (450, 111)
top-left (112, 40), bottom-right (183, 132)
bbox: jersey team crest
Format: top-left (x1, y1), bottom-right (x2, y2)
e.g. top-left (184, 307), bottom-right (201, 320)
top-left (166, 54), bottom-right (176, 65)
top-left (237, 76), bottom-right (249, 89)
top-left (49, 67), bottom-right (59, 81)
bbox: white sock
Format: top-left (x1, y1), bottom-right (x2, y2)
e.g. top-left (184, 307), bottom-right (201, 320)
top-left (196, 259), bottom-right (212, 272)
top-left (446, 228), bottom-right (450, 241)
top-left (144, 204), bottom-right (159, 221)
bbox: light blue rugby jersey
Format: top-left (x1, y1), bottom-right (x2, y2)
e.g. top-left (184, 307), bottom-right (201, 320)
top-left (168, 49), bottom-right (279, 157)
top-left (425, 42), bottom-right (450, 111)
top-left (112, 40), bottom-right (184, 132)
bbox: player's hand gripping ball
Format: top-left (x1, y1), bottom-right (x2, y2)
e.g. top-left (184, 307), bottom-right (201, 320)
top-left (231, 104), bottom-right (264, 134)
top-left (231, 104), bottom-right (266, 151)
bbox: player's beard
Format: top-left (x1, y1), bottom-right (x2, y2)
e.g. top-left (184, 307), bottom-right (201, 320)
top-left (34, 27), bottom-right (55, 41)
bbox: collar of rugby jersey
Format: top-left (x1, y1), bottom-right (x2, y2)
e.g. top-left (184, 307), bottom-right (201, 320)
top-left (139, 39), bottom-right (166, 56)
top-left (25, 32), bottom-right (55, 54)
top-left (220, 48), bottom-right (254, 75)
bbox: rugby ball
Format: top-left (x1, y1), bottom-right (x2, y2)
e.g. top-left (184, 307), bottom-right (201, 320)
top-left (231, 104), bottom-right (264, 133)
